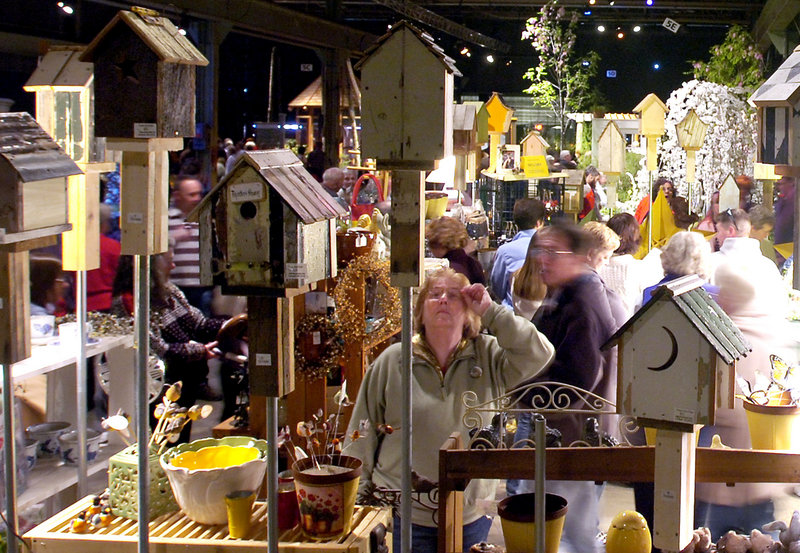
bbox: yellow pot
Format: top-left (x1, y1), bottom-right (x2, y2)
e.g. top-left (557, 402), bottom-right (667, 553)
top-left (425, 192), bottom-right (449, 220)
top-left (743, 401), bottom-right (800, 450)
top-left (606, 510), bottom-right (652, 553)
top-left (497, 493), bottom-right (568, 553)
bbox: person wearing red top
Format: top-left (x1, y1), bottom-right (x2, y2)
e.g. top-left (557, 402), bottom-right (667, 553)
top-left (86, 204), bottom-right (121, 312)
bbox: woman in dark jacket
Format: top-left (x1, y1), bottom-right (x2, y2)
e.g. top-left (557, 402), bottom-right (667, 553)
top-left (426, 216), bottom-right (486, 285)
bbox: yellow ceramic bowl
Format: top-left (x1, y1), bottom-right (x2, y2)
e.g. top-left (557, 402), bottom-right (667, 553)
top-left (170, 445), bottom-right (259, 470)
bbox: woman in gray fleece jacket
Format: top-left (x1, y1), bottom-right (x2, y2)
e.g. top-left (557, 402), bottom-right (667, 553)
top-left (344, 267), bottom-right (554, 552)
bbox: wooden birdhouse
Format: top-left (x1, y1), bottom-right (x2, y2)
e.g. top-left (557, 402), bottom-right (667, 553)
top-left (520, 130), bottom-right (549, 158)
top-left (453, 104), bottom-right (477, 155)
top-left (357, 21), bottom-right (461, 169)
top-left (79, 7), bottom-right (209, 139)
top-left (0, 112), bottom-right (82, 246)
top-left (187, 149), bottom-right (347, 295)
top-left (633, 93), bottom-right (668, 171)
top-left (604, 275), bottom-right (749, 427)
top-left (23, 46), bottom-right (95, 164)
top-left (596, 120), bottom-right (625, 175)
top-left (749, 46), bottom-right (800, 173)
top-left (675, 109), bottom-right (708, 184)
top-left (484, 92), bottom-right (514, 172)
top-left (718, 173), bottom-right (739, 212)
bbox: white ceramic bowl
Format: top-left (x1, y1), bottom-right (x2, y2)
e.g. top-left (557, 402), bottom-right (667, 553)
top-left (160, 436), bottom-right (268, 525)
top-left (58, 429), bottom-right (103, 464)
top-left (27, 421), bottom-right (71, 458)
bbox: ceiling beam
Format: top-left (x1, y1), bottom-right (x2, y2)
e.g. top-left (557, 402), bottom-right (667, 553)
top-left (84, 0), bottom-right (378, 53)
top-left (753, 0), bottom-right (800, 52)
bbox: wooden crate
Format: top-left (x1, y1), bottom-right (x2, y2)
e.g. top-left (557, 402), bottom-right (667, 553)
top-left (25, 496), bottom-right (392, 553)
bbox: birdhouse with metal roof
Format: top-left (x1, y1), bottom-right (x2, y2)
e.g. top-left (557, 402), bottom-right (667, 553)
top-left (0, 112), bottom-right (82, 246)
top-left (520, 130), bottom-right (549, 158)
top-left (603, 275), bottom-right (749, 427)
top-left (79, 6), bottom-right (209, 139)
top-left (187, 149), bottom-right (347, 295)
top-left (357, 20), bottom-right (460, 169)
top-left (749, 45), bottom-right (800, 173)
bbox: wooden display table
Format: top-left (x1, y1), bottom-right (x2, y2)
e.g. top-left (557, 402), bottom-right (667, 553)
top-left (25, 496), bottom-right (392, 553)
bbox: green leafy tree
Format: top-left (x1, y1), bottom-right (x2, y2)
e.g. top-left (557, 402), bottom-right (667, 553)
top-left (522, 1), bottom-right (600, 150)
top-left (691, 25), bottom-right (765, 96)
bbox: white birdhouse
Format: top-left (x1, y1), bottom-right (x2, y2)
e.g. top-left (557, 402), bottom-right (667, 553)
top-left (357, 21), bottom-right (461, 169)
top-left (596, 120), bottom-right (626, 175)
top-left (603, 275), bottom-right (749, 427)
top-left (718, 173), bottom-right (740, 213)
top-left (187, 149), bottom-right (347, 295)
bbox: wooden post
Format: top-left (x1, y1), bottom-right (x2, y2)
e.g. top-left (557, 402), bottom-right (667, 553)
top-left (0, 251), bottom-right (30, 365)
top-left (653, 428), bottom-right (696, 553)
top-left (390, 170), bottom-right (424, 288)
top-left (439, 433), bottom-right (464, 553)
top-left (247, 296), bottom-right (295, 438)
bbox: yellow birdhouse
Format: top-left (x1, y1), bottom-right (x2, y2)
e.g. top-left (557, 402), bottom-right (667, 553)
top-left (357, 21), bottom-right (461, 168)
top-left (520, 130), bottom-right (550, 158)
top-left (633, 93), bottom-right (668, 171)
top-left (485, 92), bottom-right (514, 134)
top-left (675, 109), bottom-right (708, 184)
top-left (597, 120), bottom-right (626, 175)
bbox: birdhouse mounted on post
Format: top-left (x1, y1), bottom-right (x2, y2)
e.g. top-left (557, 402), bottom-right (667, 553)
top-left (675, 109), bottom-right (708, 185)
top-left (603, 275), bottom-right (749, 553)
top-left (79, 6), bottom-right (209, 139)
top-left (484, 92), bottom-right (514, 172)
top-left (187, 149), bottom-right (346, 295)
top-left (520, 130), bottom-right (549, 159)
top-left (453, 103), bottom-right (477, 189)
top-left (749, 45), bottom-right (800, 175)
top-left (358, 20), bottom-right (461, 169)
top-left (633, 93), bottom-right (668, 171)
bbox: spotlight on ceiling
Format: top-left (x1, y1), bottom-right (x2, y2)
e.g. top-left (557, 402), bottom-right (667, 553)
top-left (57, 1), bottom-right (74, 14)
top-left (582, 60), bottom-right (591, 67)
top-left (460, 46), bottom-right (470, 56)
top-left (646, 0), bottom-right (653, 5)
top-left (486, 54), bottom-right (495, 63)
top-left (597, 25), bottom-right (606, 32)
top-left (617, 30), bottom-right (625, 39)
top-left (653, 63), bottom-right (660, 70)
top-left (633, 25), bottom-right (641, 32)
top-left (589, 0), bottom-right (596, 4)
top-left (584, 10), bottom-right (592, 15)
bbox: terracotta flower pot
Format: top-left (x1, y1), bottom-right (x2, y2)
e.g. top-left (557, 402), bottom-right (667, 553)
top-left (292, 454), bottom-right (362, 540)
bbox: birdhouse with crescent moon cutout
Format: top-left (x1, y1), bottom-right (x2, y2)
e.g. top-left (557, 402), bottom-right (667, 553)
top-left (603, 275), bottom-right (749, 427)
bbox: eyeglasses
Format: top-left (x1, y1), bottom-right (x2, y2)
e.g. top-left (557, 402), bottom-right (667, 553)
top-left (723, 208), bottom-right (739, 232)
top-left (426, 287), bottom-right (462, 301)
top-left (530, 247), bottom-right (572, 258)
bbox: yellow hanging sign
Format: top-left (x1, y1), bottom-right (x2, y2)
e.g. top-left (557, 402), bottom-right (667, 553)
top-left (521, 155), bottom-right (550, 178)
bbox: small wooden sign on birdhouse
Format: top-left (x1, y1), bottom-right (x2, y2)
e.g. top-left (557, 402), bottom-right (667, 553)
top-left (79, 6), bottom-right (209, 139)
top-left (633, 93), bottom-right (668, 171)
top-left (603, 274), bottom-right (749, 427)
top-left (596, 120), bottom-right (626, 175)
top-left (187, 149), bottom-right (347, 295)
top-left (357, 20), bottom-right (461, 170)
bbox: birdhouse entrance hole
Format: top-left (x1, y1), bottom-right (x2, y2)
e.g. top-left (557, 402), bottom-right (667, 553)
top-left (240, 201), bottom-right (257, 220)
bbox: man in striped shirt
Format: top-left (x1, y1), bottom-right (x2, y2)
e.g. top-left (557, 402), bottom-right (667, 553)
top-left (168, 175), bottom-right (211, 314)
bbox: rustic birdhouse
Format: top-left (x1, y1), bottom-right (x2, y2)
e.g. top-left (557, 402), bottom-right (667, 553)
top-left (187, 149), bottom-right (347, 295)
top-left (520, 130), bottom-right (549, 158)
top-left (604, 275), bottom-right (749, 427)
top-left (0, 112), bottom-right (82, 246)
top-left (718, 173), bottom-right (739, 212)
top-left (357, 21), bottom-right (460, 169)
top-left (79, 7), bottom-right (208, 139)
top-left (23, 46), bottom-right (95, 164)
top-left (596, 120), bottom-right (626, 175)
top-left (675, 109), bottom-right (708, 184)
top-left (453, 104), bottom-right (477, 155)
top-left (633, 93), bottom-right (668, 171)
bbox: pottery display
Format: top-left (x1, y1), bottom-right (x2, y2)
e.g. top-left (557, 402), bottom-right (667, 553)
top-left (160, 436), bottom-right (268, 525)
top-left (58, 429), bottom-right (103, 465)
top-left (22, 438), bottom-right (38, 471)
top-left (27, 421), bottom-right (71, 458)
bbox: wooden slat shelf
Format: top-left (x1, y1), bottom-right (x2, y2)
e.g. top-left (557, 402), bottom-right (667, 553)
top-left (25, 496), bottom-right (392, 553)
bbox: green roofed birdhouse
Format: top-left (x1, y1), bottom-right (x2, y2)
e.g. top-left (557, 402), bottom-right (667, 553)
top-left (79, 6), bottom-right (208, 139)
top-left (0, 112), bottom-right (82, 246)
top-left (357, 21), bottom-right (461, 169)
top-left (187, 149), bottom-right (347, 296)
top-left (603, 275), bottom-right (750, 427)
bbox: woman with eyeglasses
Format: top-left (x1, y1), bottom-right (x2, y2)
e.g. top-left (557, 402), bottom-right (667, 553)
top-left (344, 267), bottom-right (554, 553)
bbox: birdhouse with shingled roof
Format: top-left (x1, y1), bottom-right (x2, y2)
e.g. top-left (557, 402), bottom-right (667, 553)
top-left (357, 20), bottom-right (461, 168)
top-left (749, 44), bottom-right (800, 173)
top-left (79, 6), bottom-right (209, 139)
top-left (603, 275), bottom-right (750, 427)
top-left (0, 112), bottom-right (82, 246)
top-left (187, 149), bottom-right (347, 296)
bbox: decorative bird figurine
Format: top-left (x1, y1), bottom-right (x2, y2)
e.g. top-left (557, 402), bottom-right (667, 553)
top-left (606, 510), bottom-right (652, 553)
top-left (710, 434), bottom-right (730, 449)
top-left (71, 513), bottom-right (90, 533)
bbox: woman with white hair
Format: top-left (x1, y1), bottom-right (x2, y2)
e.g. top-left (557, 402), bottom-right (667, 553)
top-left (641, 231), bottom-right (718, 304)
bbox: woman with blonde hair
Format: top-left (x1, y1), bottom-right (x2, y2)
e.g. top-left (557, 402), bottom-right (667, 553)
top-left (426, 216), bottom-right (485, 284)
top-left (510, 239), bottom-right (547, 320)
top-left (345, 268), bottom-right (554, 553)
